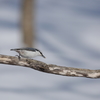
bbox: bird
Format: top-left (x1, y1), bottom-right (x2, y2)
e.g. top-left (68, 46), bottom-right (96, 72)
top-left (11, 47), bottom-right (46, 59)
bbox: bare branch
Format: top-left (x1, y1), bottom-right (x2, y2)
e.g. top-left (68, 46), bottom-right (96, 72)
top-left (0, 54), bottom-right (100, 79)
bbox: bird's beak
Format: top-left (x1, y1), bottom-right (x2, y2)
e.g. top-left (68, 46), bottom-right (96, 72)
top-left (42, 55), bottom-right (46, 58)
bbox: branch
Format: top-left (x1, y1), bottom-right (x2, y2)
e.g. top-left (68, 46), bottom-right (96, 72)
top-left (0, 54), bottom-right (100, 79)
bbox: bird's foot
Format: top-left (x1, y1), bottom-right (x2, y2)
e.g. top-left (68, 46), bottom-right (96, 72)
top-left (16, 55), bottom-right (21, 60)
top-left (26, 58), bottom-right (30, 62)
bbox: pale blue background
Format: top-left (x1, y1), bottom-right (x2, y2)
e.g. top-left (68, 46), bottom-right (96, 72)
top-left (0, 0), bottom-right (100, 100)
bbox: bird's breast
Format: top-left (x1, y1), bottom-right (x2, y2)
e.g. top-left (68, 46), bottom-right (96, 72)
top-left (20, 50), bottom-right (40, 58)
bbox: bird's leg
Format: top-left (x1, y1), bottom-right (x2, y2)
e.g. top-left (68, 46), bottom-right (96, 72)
top-left (16, 55), bottom-right (21, 60)
top-left (26, 58), bottom-right (30, 62)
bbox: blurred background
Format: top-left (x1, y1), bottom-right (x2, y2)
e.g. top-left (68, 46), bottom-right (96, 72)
top-left (0, 0), bottom-right (100, 100)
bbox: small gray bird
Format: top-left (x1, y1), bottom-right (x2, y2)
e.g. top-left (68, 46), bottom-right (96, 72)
top-left (11, 48), bottom-right (45, 59)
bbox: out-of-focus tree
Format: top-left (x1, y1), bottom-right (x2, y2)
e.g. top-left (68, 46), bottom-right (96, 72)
top-left (22, 0), bottom-right (35, 47)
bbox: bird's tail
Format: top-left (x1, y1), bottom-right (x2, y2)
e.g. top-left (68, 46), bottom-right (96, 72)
top-left (10, 49), bottom-right (17, 51)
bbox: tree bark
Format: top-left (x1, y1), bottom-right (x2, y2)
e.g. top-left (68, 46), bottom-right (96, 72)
top-left (0, 54), bottom-right (100, 79)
